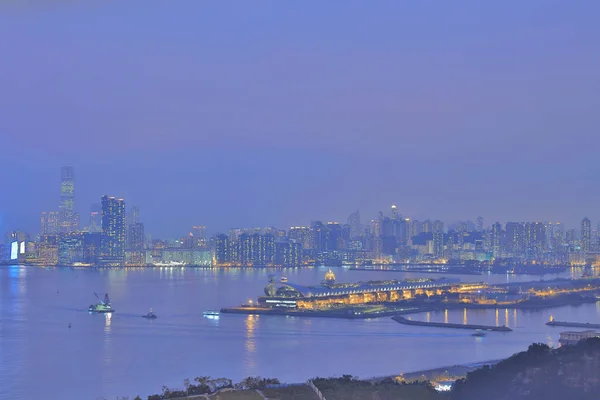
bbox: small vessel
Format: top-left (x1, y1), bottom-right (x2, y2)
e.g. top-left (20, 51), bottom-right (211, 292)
top-left (203, 310), bottom-right (220, 317)
top-left (88, 293), bottom-right (115, 313)
top-left (68, 322), bottom-right (71, 328)
top-left (472, 329), bottom-right (487, 337)
top-left (142, 308), bottom-right (158, 319)
top-left (280, 276), bottom-right (288, 283)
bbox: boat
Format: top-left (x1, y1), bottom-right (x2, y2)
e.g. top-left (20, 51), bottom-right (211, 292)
top-left (472, 329), bottom-right (487, 337)
top-left (88, 292), bottom-right (115, 313)
top-left (142, 308), bottom-right (157, 319)
top-left (280, 276), bottom-right (288, 283)
top-left (203, 310), bottom-right (220, 317)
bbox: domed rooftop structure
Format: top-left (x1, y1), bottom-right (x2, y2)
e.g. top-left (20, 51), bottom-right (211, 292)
top-left (324, 269), bottom-right (336, 284)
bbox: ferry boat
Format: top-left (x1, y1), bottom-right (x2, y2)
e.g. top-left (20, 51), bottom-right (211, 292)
top-left (142, 308), bottom-right (157, 319)
top-left (472, 329), bottom-right (487, 337)
top-left (88, 293), bottom-right (114, 313)
top-left (280, 276), bottom-right (288, 283)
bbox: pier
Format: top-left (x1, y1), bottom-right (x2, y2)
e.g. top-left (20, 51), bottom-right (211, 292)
top-left (546, 320), bottom-right (600, 329)
top-left (391, 315), bottom-right (512, 331)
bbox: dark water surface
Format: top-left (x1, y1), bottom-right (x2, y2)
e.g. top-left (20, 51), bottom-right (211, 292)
top-left (1, 265), bottom-right (598, 399)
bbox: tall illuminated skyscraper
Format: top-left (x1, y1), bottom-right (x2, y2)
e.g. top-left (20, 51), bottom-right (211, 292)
top-left (581, 217), bottom-right (591, 253)
top-left (59, 166), bottom-right (76, 233)
top-left (99, 195), bottom-right (126, 266)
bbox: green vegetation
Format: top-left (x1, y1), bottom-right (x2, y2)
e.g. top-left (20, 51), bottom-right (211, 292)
top-left (209, 390), bottom-right (263, 400)
top-left (262, 385), bottom-right (320, 400)
top-left (147, 376), bottom-right (279, 399)
top-left (312, 375), bottom-right (440, 400)
top-left (451, 338), bottom-right (600, 400)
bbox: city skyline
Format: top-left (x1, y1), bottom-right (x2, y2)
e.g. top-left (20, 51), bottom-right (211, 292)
top-left (1, 1), bottom-right (600, 236)
top-left (4, 165), bottom-right (600, 239)
top-left (3, 166), bottom-right (600, 268)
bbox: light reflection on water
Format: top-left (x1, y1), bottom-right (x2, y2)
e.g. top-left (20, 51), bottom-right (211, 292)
top-left (0, 265), bottom-right (597, 400)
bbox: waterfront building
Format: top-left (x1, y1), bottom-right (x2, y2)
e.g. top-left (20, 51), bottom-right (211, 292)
top-left (58, 166), bottom-right (77, 233)
top-left (581, 217), bottom-right (591, 254)
top-left (82, 232), bottom-right (101, 264)
top-left (559, 330), bottom-right (600, 346)
top-left (288, 226), bottom-right (311, 249)
top-left (274, 240), bottom-right (303, 267)
top-left (58, 233), bottom-right (84, 265)
top-left (37, 234), bottom-right (59, 265)
top-left (99, 195), bottom-right (126, 266)
top-left (152, 248), bottom-right (211, 266)
top-left (40, 211), bottom-right (59, 235)
top-left (259, 274), bottom-right (460, 309)
top-left (127, 222), bottom-right (145, 265)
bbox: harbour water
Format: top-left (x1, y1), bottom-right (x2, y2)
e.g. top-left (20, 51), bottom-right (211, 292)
top-left (1, 265), bottom-right (599, 399)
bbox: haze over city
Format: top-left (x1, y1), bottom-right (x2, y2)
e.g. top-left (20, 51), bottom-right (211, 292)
top-left (2, 1), bottom-right (600, 237)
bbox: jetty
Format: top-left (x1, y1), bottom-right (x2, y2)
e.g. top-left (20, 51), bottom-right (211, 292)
top-left (392, 315), bottom-right (512, 331)
top-left (546, 320), bottom-right (600, 329)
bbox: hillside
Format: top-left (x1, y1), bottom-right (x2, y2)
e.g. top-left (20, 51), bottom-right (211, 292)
top-left (451, 338), bottom-right (600, 400)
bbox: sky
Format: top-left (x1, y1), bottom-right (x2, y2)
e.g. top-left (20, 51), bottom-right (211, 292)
top-left (0, 0), bottom-right (599, 237)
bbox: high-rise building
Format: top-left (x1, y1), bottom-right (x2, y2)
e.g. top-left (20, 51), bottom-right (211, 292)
top-left (88, 203), bottom-right (102, 233)
top-left (432, 220), bottom-right (444, 258)
top-left (490, 222), bottom-right (502, 259)
top-left (505, 222), bottom-right (525, 256)
top-left (82, 232), bottom-right (102, 265)
top-left (99, 195), bottom-right (126, 266)
top-left (347, 210), bottom-right (361, 239)
top-left (288, 226), bottom-right (311, 249)
top-left (522, 222), bottom-right (546, 261)
top-left (127, 222), bottom-right (145, 265)
top-left (40, 211), bottom-right (59, 235)
top-left (59, 166), bottom-right (76, 233)
top-left (129, 206), bottom-right (140, 225)
top-left (581, 217), bottom-right (591, 253)
top-left (476, 216), bottom-right (484, 232)
top-left (58, 232), bottom-right (83, 266)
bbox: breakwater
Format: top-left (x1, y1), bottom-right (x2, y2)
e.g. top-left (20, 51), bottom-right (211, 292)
top-left (546, 320), bottom-right (600, 329)
top-left (392, 315), bottom-right (512, 331)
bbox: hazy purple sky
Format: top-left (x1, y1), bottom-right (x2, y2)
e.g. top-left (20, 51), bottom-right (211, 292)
top-left (1, 0), bottom-right (599, 237)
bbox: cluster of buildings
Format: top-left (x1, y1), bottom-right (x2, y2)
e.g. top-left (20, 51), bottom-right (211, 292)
top-left (1, 167), bottom-right (599, 268)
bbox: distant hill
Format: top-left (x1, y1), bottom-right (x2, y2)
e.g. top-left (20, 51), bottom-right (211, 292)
top-left (451, 338), bottom-right (600, 400)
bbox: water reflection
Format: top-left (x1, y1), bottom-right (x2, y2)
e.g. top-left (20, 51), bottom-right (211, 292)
top-left (244, 315), bottom-right (257, 372)
top-left (463, 308), bottom-right (467, 325)
top-left (104, 312), bottom-right (112, 332)
top-left (505, 308), bottom-right (509, 328)
top-left (444, 309), bottom-right (448, 324)
top-left (495, 308), bottom-right (499, 327)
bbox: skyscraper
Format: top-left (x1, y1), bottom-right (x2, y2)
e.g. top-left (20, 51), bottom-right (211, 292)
top-left (347, 210), bottom-right (361, 239)
top-left (40, 211), bottom-right (59, 235)
top-left (88, 203), bottom-right (102, 233)
top-left (59, 166), bottom-right (76, 233)
top-left (432, 220), bottom-right (444, 258)
top-left (129, 206), bottom-right (140, 225)
top-left (128, 222), bottom-right (145, 265)
top-left (99, 195), bottom-right (126, 266)
top-left (581, 217), bottom-right (591, 253)
top-left (490, 222), bottom-right (502, 259)
top-left (476, 216), bottom-right (484, 232)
